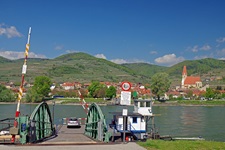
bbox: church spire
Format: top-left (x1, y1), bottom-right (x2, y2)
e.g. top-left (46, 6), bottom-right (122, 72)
top-left (181, 65), bottom-right (187, 88)
top-left (182, 65), bottom-right (187, 75)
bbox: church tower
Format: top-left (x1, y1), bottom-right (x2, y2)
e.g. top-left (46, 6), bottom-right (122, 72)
top-left (181, 66), bottom-right (187, 88)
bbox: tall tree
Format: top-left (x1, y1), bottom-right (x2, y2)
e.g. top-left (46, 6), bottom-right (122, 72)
top-left (106, 86), bottom-right (117, 99)
top-left (26, 76), bottom-right (52, 102)
top-left (0, 84), bottom-right (16, 102)
top-left (204, 88), bottom-right (215, 99)
top-left (150, 72), bottom-right (171, 101)
top-left (88, 81), bottom-right (105, 98)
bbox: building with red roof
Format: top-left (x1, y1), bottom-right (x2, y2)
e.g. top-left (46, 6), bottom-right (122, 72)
top-left (181, 66), bottom-right (202, 89)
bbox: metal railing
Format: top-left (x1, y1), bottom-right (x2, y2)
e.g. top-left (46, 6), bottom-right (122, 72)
top-left (0, 118), bottom-right (14, 133)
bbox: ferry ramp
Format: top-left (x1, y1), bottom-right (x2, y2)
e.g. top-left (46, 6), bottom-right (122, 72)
top-left (41, 125), bottom-right (96, 144)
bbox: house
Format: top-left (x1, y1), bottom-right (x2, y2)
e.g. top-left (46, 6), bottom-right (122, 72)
top-left (61, 82), bottom-right (75, 90)
top-left (181, 66), bottom-right (202, 89)
top-left (74, 82), bottom-right (82, 89)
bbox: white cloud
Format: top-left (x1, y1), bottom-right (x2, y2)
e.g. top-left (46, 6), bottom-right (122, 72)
top-left (194, 55), bottom-right (209, 60)
top-left (154, 54), bottom-right (185, 66)
top-left (217, 48), bottom-right (225, 56)
top-left (191, 45), bottom-right (199, 52)
top-left (54, 45), bottom-right (64, 50)
top-left (65, 50), bottom-right (79, 53)
top-left (150, 51), bottom-right (157, 54)
top-left (0, 51), bottom-right (46, 60)
top-left (216, 37), bottom-right (225, 43)
top-left (188, 44), bottom-right (211, 52)
top-left (200, 44), bottom-right (211, 51)
top-left (95, 54), bottom-right (107, 59)
top-left (110, 58), bottom-right (149, 64)
top-left (0, 24), bottom-right (22, 38)
top-left (111, 59), bottom-right (128, 64)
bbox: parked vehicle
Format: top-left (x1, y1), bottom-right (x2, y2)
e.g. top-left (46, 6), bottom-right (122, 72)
top-left (67, 117), bottom-right (81, 128)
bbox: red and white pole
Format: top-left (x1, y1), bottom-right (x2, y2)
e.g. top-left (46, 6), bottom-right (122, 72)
top-left (11, 27), bottom-right (31, 143)
top-left (78, 90), bottom-right (89, 114)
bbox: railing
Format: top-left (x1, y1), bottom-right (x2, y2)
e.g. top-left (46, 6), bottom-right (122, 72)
top-left (0, 118), bottom-right (14, 133)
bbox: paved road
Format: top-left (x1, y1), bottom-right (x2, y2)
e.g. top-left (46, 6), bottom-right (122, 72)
top-left (0, 143), bottom-right (146, 150)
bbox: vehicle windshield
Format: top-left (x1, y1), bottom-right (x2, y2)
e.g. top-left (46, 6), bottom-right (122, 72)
top-left (69, 118), bottom-right (78, 121)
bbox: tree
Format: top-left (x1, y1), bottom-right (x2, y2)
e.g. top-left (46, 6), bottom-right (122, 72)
top-left (0, 84), bottom-right (16, 102)
top-left (106, 86), bottom-right (117, 99)
top-left (88, 81), bottom-right (105, 98)
top-left (204, 88), bottom-right (215, 99)
top-left (26, 76), bottom-right (52, 102)
top-left (150, 72), bottom-right (171, 101)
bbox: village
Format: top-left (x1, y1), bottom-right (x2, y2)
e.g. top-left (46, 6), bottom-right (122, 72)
top-left (1, 65), bottom-right (225, 101)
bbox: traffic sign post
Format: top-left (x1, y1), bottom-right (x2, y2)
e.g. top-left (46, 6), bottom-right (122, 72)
top-left (120, 82), bottom-right (131, 105)
top-left (121, 82), bottom-right (131, 91)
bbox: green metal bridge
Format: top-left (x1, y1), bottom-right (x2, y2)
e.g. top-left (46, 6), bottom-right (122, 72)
top-left (0, 102), bottom-right (111, 144)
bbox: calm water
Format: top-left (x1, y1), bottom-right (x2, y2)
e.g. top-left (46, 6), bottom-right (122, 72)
top-left (0, 104), bottom-right (224, 142)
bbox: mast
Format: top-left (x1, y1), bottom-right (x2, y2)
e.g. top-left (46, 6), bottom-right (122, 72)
top-left (11, 27), bottom-right (31, 143)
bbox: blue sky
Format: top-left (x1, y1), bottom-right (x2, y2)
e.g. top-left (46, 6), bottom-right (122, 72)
top-left (1, 0), bottom-right (225, 66)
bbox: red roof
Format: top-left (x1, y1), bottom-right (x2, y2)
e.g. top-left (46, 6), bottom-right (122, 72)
top-left (62, 82), bottom-right (75, 86)
top-left (184, 76), bottom-right (201, 85)
top-left (182, 66), bottom-right (187, 75)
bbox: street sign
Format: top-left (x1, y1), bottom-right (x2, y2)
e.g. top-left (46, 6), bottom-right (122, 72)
top-left (121, 82), bottom-right (131, 91)
top-left (120, 91), bottom-right (131, 105)
top-left (122, 109), bottom-right (128, 116)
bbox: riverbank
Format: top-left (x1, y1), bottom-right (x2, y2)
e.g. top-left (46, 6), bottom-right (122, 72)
top-left (137, 140), bottom-right (225, 150)
top-left (48, 98), bottom-right (225, 106)
top-left (1, 99), bottom-right (225, 106)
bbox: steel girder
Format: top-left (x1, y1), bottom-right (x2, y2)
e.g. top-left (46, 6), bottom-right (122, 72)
top-left (29, 101), bottom-right (55, 143)
top-left (85, 103), bottom-right (111, 142)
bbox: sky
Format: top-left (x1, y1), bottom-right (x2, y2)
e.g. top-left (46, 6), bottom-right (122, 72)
top-left (1, 0), bottom-right (225, 66)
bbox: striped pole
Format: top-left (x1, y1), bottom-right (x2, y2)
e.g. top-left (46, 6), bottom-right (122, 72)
top-left (78, 90), bottom-right (89, 114)
top-left (11, 27), bottom-right (31, 143)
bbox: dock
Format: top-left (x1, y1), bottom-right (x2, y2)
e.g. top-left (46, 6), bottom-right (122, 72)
top-left (40, 125), bottom-right (97, 145)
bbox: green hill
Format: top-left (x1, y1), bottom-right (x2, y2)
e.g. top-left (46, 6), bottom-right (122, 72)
top-left (0, 52), bottom-right (151, 83)
top-left (1, 53), bottom-right (225, 85)
top-left (122, 63), bottom-right (167, 77)
top-left (0, 56), bottom-right (12, 63)
top-left (166, 58), bottom-right (225, 77)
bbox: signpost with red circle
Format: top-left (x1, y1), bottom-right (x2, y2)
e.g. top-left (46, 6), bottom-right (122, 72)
top-left (120, 81), bottom-right (131, 105)
top-left (121, 82), bottom-right (131, 91)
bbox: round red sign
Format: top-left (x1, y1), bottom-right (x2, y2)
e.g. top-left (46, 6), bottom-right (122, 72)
top-left (121, 82), bottom-right (131, 91)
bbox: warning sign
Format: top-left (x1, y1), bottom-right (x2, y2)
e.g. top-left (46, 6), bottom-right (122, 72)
top-left (120, 91), bottom-right (131, 105)
top-left (121, 82), bottom-right (131, 91)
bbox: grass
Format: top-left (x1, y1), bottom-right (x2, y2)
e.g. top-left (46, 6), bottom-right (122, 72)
top-left (137, 140), bottom-right (225, 150)
top-left (153, 100), bottom-right (225, 106)
top-left (53, 98), bottom-right (107, 104)
top-left (176, 100), bottom-right (225, 105)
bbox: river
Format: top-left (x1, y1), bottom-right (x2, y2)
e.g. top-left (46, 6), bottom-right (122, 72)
top-left (0, 104), bottom-right (224, 142)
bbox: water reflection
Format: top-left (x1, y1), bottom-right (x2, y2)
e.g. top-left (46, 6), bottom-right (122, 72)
top-left (153, 106), bottom-right (225, 141)
top-left (0, 104), bottom-right (224, 141)
top-left (179, 107), bottom-right (205, 137)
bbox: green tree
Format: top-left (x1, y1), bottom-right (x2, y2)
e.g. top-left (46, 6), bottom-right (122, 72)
top-left (88, 81), bottom-right (105, 98)
top-left (26, 76), bottom-right (52, 102)
top-left (106, 86), bottom-right (117, 99)
top-left (25, 89), bottom-right (40, 103)
top-left (0, 84), bottom-right (16, 102)
top-left (95, 87), bottom-right (107, 98)
top-left (204, 88), bottom-right (215, 99)
top-left (150, 72), bottom-right (171, 101)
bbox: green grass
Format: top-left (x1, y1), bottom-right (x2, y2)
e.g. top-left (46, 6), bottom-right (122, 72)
top-left (176, 100), bottom-right (225, 105)
top-left (153, 100), bottom-right (225, 106)
top-left (137, 140), bottom-right (225, 150)
top-left (54, 98), bottom-right (107, 104)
